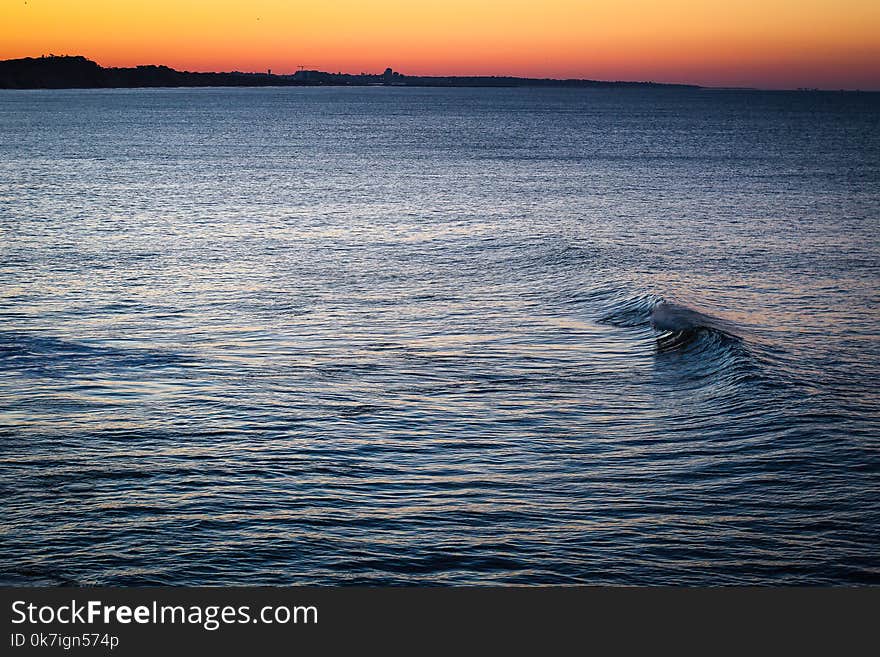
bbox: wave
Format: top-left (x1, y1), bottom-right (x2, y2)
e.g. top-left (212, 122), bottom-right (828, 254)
top-left (591, 290), bottom-right (664, 328)
top-left (649, 300), bottom-right (739, 337)
top-left (598, 292), bottom-right (740, 339)
top-left (595, 291), bottom-right (765, 386)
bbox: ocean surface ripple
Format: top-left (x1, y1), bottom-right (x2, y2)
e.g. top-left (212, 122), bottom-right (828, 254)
top-left (1, 87), bottom-right (878, 585)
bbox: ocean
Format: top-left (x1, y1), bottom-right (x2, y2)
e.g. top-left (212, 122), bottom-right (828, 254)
top-left (1, 86), bottom-right (878, 585)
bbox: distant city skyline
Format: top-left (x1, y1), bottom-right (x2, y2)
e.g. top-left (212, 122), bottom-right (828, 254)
top-left (3, 0), bottom-right (879, 90)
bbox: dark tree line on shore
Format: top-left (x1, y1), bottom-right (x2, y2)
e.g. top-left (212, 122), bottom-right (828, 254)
top-left (0, 55), bottom-right (700, 90)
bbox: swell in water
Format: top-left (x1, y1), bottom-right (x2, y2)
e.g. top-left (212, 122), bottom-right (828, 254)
top-left (595, 289), bottom-right (744, 348)
top-left (593, 288), bottom-right (771, 390)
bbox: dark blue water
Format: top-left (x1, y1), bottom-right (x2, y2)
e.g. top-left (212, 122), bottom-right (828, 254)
top-left (1, 87), bottom-right (878, 585)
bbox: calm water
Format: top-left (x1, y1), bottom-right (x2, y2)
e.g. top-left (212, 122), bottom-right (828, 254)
top-left (1, 87), bottom-right (878, 585)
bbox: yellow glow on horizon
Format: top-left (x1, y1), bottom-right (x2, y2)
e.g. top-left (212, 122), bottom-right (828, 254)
top-left (2, 1), bottom-right (879, 89)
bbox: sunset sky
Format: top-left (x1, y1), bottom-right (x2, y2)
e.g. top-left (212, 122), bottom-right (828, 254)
top-left (2, 0), bottom-right (879, 89)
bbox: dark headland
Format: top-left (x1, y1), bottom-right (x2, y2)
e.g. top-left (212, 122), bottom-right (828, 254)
top-left (0, 55), bottom-right (700, 90)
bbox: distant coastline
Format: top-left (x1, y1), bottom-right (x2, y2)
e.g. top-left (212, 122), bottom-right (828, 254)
top-left (0, 55), bottom-right (701, 90)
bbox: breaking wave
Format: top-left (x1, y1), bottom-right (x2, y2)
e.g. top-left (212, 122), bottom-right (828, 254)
top-left (595, 290), bottom-right (766, 387)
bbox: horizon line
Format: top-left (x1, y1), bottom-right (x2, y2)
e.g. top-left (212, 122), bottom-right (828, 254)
top-left (3, 53), bottom-right (879, 93)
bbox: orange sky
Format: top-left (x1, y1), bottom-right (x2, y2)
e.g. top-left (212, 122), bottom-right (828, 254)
top-left (2, 1), bottom-right (879, 89)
